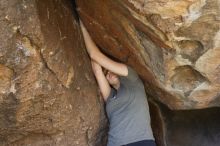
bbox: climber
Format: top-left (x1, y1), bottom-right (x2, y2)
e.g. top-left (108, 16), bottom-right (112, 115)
top-left (80, 21), bottom-right (156, 146)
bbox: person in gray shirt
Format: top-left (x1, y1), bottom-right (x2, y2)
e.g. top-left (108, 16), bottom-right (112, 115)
top-left (80, 21), bottom-right (156, 146)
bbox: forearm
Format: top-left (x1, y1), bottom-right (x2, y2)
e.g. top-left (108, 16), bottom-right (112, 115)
top-left (92, 52), bottom-right (128, 76)
top-left (91, 61), bottom-right (111, 101)
top-left (80, 21), bottom-right (128, 76)
top-left (95, 73), bottom-right (111, 101)
top-left (80, 22), bottom-right (100, 57)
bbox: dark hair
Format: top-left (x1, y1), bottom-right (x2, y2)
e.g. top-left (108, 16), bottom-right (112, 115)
top-left (102, 68), bottom-right (108, 76)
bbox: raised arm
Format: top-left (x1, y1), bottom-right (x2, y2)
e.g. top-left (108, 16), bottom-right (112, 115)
top-left (80, 21), bottom-right (128, 76)
top-left (91, 60), bottom-right (111, 102)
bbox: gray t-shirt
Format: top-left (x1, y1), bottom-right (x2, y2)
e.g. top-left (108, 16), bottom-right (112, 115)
top-left (106, 66), bottom-right (154, 146)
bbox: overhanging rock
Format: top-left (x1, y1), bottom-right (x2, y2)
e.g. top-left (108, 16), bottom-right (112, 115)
top-left (76, 0), bottom-right (220, 110)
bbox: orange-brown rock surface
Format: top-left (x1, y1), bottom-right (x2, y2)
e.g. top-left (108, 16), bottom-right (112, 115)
top-left (1, 0), bottom-right (220, 146)
top-left (77, 0), bottom-right (220, 109)
top-left (0, 0), bottom-right (107, 145)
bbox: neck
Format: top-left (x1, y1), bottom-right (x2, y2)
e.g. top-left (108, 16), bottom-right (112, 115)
top-left (113, 83), bottom-right (120, 90)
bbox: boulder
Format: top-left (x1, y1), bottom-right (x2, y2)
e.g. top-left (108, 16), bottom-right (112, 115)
top-left (76, 0), bottom-right (220, 110)
top-left (1, 0), bottom-right (220, 145)
top-left (0, 0), bottom-right (107, 145)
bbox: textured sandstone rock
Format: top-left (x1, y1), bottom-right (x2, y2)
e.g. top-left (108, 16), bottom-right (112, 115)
top-left (77, 0), bottom-right (220, 109)
top-left (0, 0), bottom-right (107, 145)
top-left (0, 65), bottom-right (14, 95)
top-left (1, 0), bottom-right (219, 145)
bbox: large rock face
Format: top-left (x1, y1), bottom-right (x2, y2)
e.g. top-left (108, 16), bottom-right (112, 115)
top-left (1, 0), bottom-right (220, 146)
top-left (76, 0), bottom-right (220, 109)
top-left (0, 0), bottom-right (107, 145)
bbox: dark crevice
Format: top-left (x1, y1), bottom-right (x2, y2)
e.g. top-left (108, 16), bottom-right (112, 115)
top-left (70, 0), bottom-right (79, 22)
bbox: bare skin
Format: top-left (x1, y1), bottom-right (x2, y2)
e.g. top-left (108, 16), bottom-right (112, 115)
top-left (80, 21), bottom-right (128, 101)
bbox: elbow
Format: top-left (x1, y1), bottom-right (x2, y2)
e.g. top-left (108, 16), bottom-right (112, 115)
top-left (90, 51), bottom-right (101, 61)
top-left (89, 51), bottom-right (95, 60)
top-left (92, 68), bottom-right (100, 75)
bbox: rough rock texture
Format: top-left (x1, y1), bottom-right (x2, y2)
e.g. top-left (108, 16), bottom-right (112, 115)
top-left (1, 0), bottom-right (220, 146)
top-left (149, 100), bottom-right (220, 146)
top-left (76, 0), bottom-right (220, 109)
top-left (0, 0), bottom-right (107, 145)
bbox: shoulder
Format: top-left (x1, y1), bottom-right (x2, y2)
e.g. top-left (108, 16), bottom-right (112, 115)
top-left (123, 66), bottom-right (140, 82)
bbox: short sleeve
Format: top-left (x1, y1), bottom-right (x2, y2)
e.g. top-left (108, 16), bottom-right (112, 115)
top-left (126, 66), bottom-right (139, 82)
top-left (106, 88), bottom-right (116, 103)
